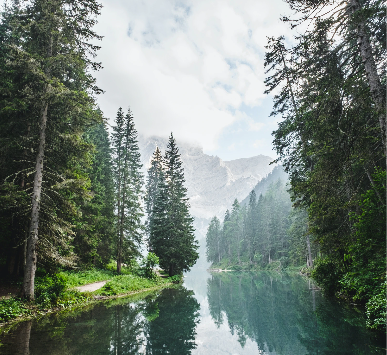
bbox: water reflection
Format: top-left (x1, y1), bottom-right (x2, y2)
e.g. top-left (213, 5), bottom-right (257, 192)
top-left (0, 273), bottom-right (384, 355)
top-left (0, 287), bottom-right (200, 355)
top-left (206, 272), bottom-right (385, 355)
top-left (144, 288), bottom-right (200, 354)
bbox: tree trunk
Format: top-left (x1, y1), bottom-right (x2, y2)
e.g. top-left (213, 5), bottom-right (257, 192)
top-left (217, 236), bottom-right (220, 263)
top-left (117, 227), bottom-right (122, 274)
top-left (306, 234), bottom-right (313, 268)
top-left (349, 0), bottom-right (386, 149)
top-left (169, 264), bottom-right (174, 277)
top-left (22, 102), bottom-right (48, 300)
top-left (116, 159), bottom-right (122, 273)
top-left (365, 167), bottom-right (384, 207)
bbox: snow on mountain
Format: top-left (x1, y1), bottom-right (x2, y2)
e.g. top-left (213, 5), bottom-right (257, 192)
top-left (138, 135), bottom-right (274, 223)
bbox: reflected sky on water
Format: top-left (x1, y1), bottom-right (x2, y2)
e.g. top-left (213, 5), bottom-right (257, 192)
top-left (0, 266), bottom-right (384, 355)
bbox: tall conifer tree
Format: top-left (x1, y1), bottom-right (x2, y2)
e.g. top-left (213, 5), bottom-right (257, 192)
top-left (149, 134), bottom-right (198, 276)
top-left (73, 121), bottom-right (115, 266)
top-left (145, 147), bottom-right (164, 248)
top-left (112, 108), bottom-right (144, 273)
top-left (0, 0), bottom-right (103, 299)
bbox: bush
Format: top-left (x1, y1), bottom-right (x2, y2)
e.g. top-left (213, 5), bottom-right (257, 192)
top-left (168, 275), bottom-right (182, 284)
top-left (311, 257), bottom-right (342, 296)
top-left (365, 282), bottom-right (387, 331)
top-left (35, 274), bottom-right (67, 307)
top-left (141, 253), bottom-right (159, 279)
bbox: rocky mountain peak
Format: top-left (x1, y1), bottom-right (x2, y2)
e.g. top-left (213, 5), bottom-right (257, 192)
top-left (138, 135), bottom-right (274, 222)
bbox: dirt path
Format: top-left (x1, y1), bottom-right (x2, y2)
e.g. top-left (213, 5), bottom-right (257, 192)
top-left (75, 280), bottom-right (108, 292)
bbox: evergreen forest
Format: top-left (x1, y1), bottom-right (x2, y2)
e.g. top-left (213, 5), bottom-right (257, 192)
top-left (207, 0), bottom-right (386, 332)
top-left (0, 0), bottom-right (198, 307)
top-left (0, 0), bottom-right (385, 340)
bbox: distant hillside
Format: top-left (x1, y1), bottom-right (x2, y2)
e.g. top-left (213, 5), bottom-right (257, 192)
top-left (241, 165), bottom-right (288, 206)
top-left (138, 135), bottom-right (274, 221)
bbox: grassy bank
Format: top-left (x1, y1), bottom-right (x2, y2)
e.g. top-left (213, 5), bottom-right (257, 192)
top-left (0, 267), bottom-right (176, 328)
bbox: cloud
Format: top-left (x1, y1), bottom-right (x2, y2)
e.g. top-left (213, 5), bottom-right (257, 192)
top-left (252, 139), bottom-right (264, 148)
top-left (94, 0), bottom-right (292, 154)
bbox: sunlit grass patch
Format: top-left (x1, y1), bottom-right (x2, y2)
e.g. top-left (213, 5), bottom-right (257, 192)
top-left (96, 274), bottom-right (165, 296)
top-left (58, 269), bottom-right (115, 287)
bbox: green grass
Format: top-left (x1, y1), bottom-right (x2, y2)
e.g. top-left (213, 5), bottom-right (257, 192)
top-left (58, 269), bottom-right (115, 287)
top-left (0, 267), bottom-right (172, 324)
top-left (95, 274), bottom-right (166, 296)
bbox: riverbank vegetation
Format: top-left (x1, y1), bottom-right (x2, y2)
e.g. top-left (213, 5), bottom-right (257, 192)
top-left (0, 259), bottom-right (174, 325)
top-left (0, 0), bottom-right (198, 312)
top-left (206, 0), bottom-right (386, 332)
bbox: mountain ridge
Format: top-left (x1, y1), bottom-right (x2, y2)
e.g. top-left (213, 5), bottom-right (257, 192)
top-left (138, 135), bottom-right (275, 221)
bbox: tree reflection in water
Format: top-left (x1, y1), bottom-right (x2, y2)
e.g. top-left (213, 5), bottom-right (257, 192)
top-left (206, 272), bottom-right (385, 355)
top-left (0, 286), bottom-right (199, 355)
top-left (144, 288), bottom-right (200, 354)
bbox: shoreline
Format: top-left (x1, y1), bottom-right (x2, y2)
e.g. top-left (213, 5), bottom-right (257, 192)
top-left (0, 282), bottom-right (172, 333)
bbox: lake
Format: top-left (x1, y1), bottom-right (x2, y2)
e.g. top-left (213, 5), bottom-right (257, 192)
top-left (0, 267), bottom-right (384, 354)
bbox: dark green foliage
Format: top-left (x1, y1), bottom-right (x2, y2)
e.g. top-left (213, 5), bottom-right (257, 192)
top-left (35, 274), bottom-right (67, 306)
top-left (112, 108), bottom-right (144, 272)
top-left (264, 0), bottom-right (386, 332)
top-left (0, 0), bottom-right (105, 280)
top-left (145, 147), bottom-right (163, 244)
top-left (73, 121), bottom-right (115, 267)
top-left (144, 287), bottom-right (200, 354)
top-left (148, 134), bottom-right (199, 276)
top-left (0, 298), bottom-right (30, 322)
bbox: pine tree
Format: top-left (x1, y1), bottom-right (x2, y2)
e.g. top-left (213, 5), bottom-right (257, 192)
top-left (150, 133), bottom-right (198, 276)
top-left (245, 190), bottom-right (257, 264)
top-left (112, 108), bottom-right (144, 273)
top-left (0, 0), bottom-right (103, 299)
top-left (73, 121), bottom-right (115, 266)
top-left (206, 216), bottom-right (222, 264)
top-left (230, 199), bottom-right (243, 264)
top-left (145, 147), bottom-right (164, 249)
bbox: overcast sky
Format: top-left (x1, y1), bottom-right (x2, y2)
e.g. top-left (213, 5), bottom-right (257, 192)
top-left (94, 0), bottom-right (293, 161)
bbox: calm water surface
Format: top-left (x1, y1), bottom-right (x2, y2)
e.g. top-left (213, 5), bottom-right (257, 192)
top-left (0, 268), bottom-right (384, 354)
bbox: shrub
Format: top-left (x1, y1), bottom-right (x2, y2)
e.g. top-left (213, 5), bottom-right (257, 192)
top-left (35, 274), bottom-right (67, 307)
top-left (311, 257), bottom-right (342, 296)
top-left (365, 282), bottom-right (387, 331)
top-left (168, 275), bottom-right (182, 284)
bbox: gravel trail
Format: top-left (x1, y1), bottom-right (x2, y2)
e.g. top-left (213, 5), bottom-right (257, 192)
top-left (75, 280), bottom-right (108, 292)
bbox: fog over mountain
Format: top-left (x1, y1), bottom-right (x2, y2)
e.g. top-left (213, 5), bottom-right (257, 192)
top-left (138, 135), bottom-right (275, 239)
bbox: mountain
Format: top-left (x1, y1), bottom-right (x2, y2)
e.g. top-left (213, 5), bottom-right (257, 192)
top-left (138, 135), bottom-right (275, 221)
top-left (240, 165), bottom-right (289, 206)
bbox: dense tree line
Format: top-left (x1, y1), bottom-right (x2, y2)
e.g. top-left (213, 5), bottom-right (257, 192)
top-left (0, 1), bottom-right (198, 299)
top-left (0, 0), bottom-right (107, 299)
top-left (206, 178), bottom-right (301, 269)
top-left (264, 0), bottom-right (385, 330)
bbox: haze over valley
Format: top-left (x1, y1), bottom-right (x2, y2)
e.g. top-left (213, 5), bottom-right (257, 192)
top-left (139, 135), bottom-right (274, 221)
